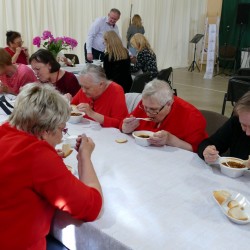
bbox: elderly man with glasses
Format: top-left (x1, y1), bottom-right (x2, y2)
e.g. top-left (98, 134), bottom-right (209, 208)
top-left (121, 79), bottom-right (208, 152)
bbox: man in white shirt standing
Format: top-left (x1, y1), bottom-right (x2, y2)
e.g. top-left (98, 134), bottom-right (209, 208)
top-left (84, 8), bottom-right (121, 63)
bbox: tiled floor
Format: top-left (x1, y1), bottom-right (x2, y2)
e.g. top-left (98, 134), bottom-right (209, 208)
top-left (173, 67), bottom-right (232, 117)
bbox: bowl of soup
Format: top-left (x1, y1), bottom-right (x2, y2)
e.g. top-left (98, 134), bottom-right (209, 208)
top-left (68, 112), bottom-right (83, 124)
top-left (219, 157), bottom-right (247, 178)
top-left (132, 130), bottom-right (154, 146)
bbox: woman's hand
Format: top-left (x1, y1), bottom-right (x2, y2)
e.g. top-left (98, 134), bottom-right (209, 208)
top-left (203, 145), bottom-right (219, 163)
top-left (75, 134), bottom-right (95, 160)
top-left (149, 130), bottom-right (168, 146)
top-left (56, 149), bottom-right (64, 158)
top-left (64, 93), bottom-right (72, 103)
top-left (122, 117), bottom-right (139, 134)
top-left (77, 103), bottom-right (93, 116)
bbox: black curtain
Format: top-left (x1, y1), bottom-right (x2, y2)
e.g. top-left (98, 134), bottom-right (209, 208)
top-left (220, 0), bottom-right (250, 69)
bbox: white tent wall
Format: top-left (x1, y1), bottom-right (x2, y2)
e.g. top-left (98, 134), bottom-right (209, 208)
top-left (0, 0), bottom-right (207, 70)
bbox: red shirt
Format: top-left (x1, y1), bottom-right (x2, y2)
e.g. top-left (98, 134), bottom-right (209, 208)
top-left (0, 123), bottom-right (102, 250)
top-left (71, 82), bottom-right (128, 128)
top-left (55, 71), bottom-right (80, 96)
top-left (124, 96), bottom-right (208, 152)
top-left (5, 47), bottom-right (28, 65)
top-left (0, 64), bottom-right (37, 94)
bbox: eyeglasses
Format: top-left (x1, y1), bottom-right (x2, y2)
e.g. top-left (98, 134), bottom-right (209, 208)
top-left (139, 102), bottom-right (167, 115)
top-left (14, 40), bottom-right (24, 45)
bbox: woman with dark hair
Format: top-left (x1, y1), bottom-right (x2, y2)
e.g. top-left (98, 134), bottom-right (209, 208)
top-left (5, 31), bottom-right (29, 65)
top-left (30, 49), bottom-right (80, 96)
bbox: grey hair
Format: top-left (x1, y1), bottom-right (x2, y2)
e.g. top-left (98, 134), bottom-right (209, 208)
top-left (234, 91), bottom-right (250, 115)
top-left (79, 64), bottom-right (107, 85)
top-left (8, 83), bottom-right (70, 136)
top-left (142, 79), bottom-right (174, 106)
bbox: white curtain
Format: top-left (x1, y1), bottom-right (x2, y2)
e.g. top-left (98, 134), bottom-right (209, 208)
top-left (0, 0), bottom-right (207, 69)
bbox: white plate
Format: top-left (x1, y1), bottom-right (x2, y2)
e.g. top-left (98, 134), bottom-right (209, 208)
top-left (213, 190), bottom-right (250, 224)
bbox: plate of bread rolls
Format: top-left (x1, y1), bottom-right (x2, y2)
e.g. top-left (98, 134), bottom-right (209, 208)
top-left (213, 190), bottom-right (250, 224)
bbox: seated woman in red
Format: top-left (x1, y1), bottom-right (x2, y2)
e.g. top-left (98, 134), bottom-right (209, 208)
top-left (5, 30), bottom-right (29, 65)
top-left (70, 64), bottom-right (128, 128)
top-left (30, 49), bottom-right (80, 96)
top-left (121, 79), bottom-right (208, 152)
top-left (0, 83), bottom-right (102, 250)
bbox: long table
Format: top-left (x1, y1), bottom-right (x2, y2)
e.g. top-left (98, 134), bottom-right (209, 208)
top-left (51, 120), bottom-right (250, 250)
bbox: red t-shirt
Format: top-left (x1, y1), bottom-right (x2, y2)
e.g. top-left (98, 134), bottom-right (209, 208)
top-left (123, 96), bottom-right (208, 152)
top-left (55, 71), bottom-right (80, 96)
top-left (71, 82), bottom-right (128, 128)
top-left (5, 47), bottom-right (28, 65)
top-left (0, 123), bottom-right (102, 250)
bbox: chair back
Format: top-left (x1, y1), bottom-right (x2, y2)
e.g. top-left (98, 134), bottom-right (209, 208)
top-left (157, 67), bottom-right (177, 95)
top-left (200, 109), bottom-right (228, 136)
top-left (129, 72), bottom-right (151, 93)
top-left (64, 54), bottom-right (80, 64)
top-left (157, 67), bottom-right (173, 85)
top-left (221, 77), bottom-right (250, 114)
top-left (219, 45), bottom-right (236, 59)
top-left (125, 93), bottom-right (142, 113)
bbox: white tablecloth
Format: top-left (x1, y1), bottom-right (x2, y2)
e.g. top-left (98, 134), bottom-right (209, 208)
top-left (51, 121), bottom-right (250, 250)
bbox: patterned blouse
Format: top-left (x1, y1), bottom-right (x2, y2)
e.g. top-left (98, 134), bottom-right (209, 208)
top-left (131, 49), bottom-right (158, 79)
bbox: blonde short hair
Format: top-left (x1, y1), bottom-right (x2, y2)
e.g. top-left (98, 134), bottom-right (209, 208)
top-left (9, 83), bottom-right (70, 136)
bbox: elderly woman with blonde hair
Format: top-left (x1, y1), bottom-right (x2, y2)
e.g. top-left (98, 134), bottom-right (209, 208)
top-left (0, 83), bottom-right (102, 249)
top-left (130, 33), bottom-right (158, 79)
top-left (121, 79), bottom-right (207, 152)
top-left (103, 30), bottom-right (132, 93)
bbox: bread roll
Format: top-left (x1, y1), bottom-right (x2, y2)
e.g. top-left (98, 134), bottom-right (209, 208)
top-left (227, 200), bottom-right (240, 209)
top-left (228, 206), bottom-right (248, 221)
top-left (62, 144), bottom-right (73, 158)
top-left (213, 190), bottom-right (231, 205)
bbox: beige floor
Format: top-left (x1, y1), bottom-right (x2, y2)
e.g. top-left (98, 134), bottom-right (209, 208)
top-left (173, 67), bottom-right (232, 117)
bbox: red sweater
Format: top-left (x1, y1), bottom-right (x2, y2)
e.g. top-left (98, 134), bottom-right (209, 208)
top-left (71, 82), bottom-right (128, 128)
top-left (5, 47), bottom-right (28, 65)
top-left (55, 71), bottom-right (80, 96)
top-left (124, 96), bottom-right (208, 152)
top-left (0, 123), bottom-right (102, 250)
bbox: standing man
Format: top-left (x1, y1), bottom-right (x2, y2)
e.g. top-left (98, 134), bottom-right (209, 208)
top-left (84, 8), bottom-right (121, 63)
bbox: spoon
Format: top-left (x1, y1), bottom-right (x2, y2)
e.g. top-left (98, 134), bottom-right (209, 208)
top-left (135, 117), bottom-right (152, 121)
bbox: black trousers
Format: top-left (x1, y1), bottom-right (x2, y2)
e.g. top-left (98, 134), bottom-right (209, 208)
top-left (46, 235), bottom-right (69, 250)
top-left (84, 43), bottom-right (104, 63)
